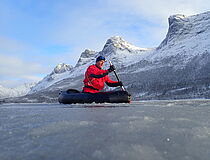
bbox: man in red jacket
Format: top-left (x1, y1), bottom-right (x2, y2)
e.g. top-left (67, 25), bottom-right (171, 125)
top-left (83, 56), bottom-right (123, 93)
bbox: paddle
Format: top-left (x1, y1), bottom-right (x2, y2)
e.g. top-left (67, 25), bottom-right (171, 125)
top-left (109, 61), bottom-right (126, 91)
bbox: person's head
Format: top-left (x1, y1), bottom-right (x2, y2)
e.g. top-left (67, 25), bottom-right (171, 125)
top-left (96, 56), bottom-right (106, 69)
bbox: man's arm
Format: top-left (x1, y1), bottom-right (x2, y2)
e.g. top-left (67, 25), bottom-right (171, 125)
top-left (90, 72), bottom-right (108, 78)
top-left (105, 81), bottom-right (123, 87)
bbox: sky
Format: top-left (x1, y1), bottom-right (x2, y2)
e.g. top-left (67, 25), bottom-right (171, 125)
top-left (0, 0), bottom-right (209, 88)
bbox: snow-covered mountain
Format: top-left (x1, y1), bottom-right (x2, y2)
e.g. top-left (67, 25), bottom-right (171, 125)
top-left (75, 49), bottom-right (96, 67)
top-left (28, 36), bottom-right (150, 94)
top-left (3, 11), bottom-right (210, 103)
top-left (154, 12), bottom-right (210, 61)
top-left (99, 36), bottom-right (151, 68)
top-left (123, 11), bottom-right (210, 99)
top-left (101, 36), bottom-right (148, 56)
top-left (0, 83), bottom-right (36, 99)
top-left (29, 63), bottom-right (73, 94)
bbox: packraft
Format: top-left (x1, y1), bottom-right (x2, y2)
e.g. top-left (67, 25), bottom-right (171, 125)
top-left (58, 89), bottom-right (131, 104)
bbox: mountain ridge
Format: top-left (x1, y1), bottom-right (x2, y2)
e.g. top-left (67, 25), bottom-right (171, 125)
top-left (2, 11), bottom-right (210, 103)
top-left (0, 83), bottom-right (36, 99)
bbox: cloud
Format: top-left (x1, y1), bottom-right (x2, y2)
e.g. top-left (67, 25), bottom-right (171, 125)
top-left (0, 54), bottom-right (47, 87)
top-left (48, 0), bottom-right (210, 52)
top-left (0, 54), bottom-right (50, 75)
top-left (0, 36), bottom-right (76, 87)
top-left (0, 36), bottom-right (73, 86)
top-left (107, 0), bottom-right (210, 24)
top-left (46, 1), bottom-right (166, 52)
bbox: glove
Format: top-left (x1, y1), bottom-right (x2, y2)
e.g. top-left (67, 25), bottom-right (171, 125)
top-left (118, 81), bottom-right (123, 86)
top-left (108, 65), bottom-right (115, 73)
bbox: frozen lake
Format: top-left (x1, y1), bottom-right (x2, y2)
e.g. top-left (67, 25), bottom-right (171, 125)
top-left (1, 100), bottom-right (210, 160)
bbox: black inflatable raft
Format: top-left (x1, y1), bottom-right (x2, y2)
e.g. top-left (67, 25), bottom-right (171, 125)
top-left (58, 89), bottom-right (131, 104)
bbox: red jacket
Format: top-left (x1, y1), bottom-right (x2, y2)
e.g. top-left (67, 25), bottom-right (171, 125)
top-left (83, 64), bottom-right (118, 93)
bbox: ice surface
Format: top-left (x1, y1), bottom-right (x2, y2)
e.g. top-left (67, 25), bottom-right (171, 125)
top-left (0, 99), bottom-right (210, 160)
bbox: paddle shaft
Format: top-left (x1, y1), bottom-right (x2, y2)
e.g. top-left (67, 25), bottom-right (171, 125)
top-left (109, 61), bottom-right (126, 91)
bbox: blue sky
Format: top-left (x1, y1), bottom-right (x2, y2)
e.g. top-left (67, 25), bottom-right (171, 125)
top-left (0, 0), bottom-right (209, 87)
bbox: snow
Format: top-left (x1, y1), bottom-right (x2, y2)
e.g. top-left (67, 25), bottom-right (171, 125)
top-left (0, 83), bottom-right (36, 99)
top-left (28, 64), bottom-right (74, 94)
top-left (53, 63), bottom-right (73, 74)
top-left (104, 36), bottom-right (148, 51)
top-left (1, 99), bottom-right (210, 160)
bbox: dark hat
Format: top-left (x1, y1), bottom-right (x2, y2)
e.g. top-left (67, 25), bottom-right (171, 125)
top-left (96, 56), bottom-right (106, 62)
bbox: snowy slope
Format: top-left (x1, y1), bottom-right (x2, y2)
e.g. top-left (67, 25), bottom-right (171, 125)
top-left (29, 63), bottom-right (73, 94)
top-left (0, 83), bottom-right (36, 99)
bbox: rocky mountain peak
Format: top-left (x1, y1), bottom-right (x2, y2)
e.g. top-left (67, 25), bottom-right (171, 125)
top-left (168, 14), bottom-right (187, 26)
top-left (101, 36), bottom-right (146, 57)
top-left (53, 63), bottom-right (73, 74)
top-left (158, 11), bottom-right (210, 50)
top-left (75, 49), bottom-right (96, 67)
top-left (103, 36), bottom-right (126, 49)
top-left (157, 13), bottom-right (192, 50)
top-left (103, 36), bottom-right (132, 51)
top-left (80, 49), bottom-right (96, 58)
